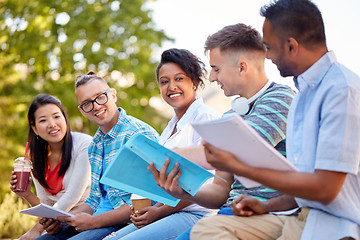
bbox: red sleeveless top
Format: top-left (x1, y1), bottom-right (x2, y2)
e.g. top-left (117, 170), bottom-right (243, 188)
top-left (45, 159), bottom-right (64, 195)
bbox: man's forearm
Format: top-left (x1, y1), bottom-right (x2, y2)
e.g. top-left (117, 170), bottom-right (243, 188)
top-left (156, 200), bottom-right (193, 218)
top-left (91, 203), bottom-right (132, 228)
top-left (183, 172), bottom-right (232, 209)
top-left (186, 183), bottom-right (229, 209)
top-left (69, 203), bottom-right (93, 215)
top-left (263, 194), bottom-right (298, 213)
top-left (235, 164), bottom-right (346, 205)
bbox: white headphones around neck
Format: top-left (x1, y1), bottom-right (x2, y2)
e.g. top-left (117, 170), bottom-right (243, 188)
top-left (231, 80), bottom-right (272, 115)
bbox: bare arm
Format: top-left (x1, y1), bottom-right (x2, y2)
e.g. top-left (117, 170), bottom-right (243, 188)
top-left (148, 160), bottom-right (233, 209)
top-left (231, 194), bottom-right (298, 217)
top-left (58, 203), bottom-right (131, 232)
top-left (130, 200), bottom-right (194, 228)
top-left (151, 200), bottom-right (193, 217)
top-left (88, 204), bottom-right (132, 227)
top-left (188, 170), bottom-right (232, 209)
top-left (262, 194), bottom-right (298, 212)
top-left (18, 222), bottom-right (45, 240)
top-left (68, 202), bottom-right (94, 215)
top-left (10, 172), bottom-right (40, 206)
top-left (203, 142), bottom-right (346, 205)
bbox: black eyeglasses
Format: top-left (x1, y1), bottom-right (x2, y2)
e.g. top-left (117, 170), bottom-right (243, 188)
top-left (78, 89), bottom-right (111, 113)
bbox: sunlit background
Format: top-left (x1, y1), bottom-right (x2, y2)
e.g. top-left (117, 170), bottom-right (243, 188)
top-left (146, 0), bottom-right (360, 115)
top-left (1, 1), bottom-right (359, 238)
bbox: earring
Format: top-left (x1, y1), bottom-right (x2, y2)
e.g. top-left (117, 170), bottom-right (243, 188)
top-left (36, 134), bottom-right (39, 140)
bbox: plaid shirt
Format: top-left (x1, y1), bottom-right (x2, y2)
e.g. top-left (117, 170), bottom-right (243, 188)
top-left (85, 107), bottom-right (159, 211)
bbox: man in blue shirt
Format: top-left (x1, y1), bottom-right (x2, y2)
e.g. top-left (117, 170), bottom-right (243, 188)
top-left (187, 0), bottom-right (360, 239)
top-left (36, 71), bottom-right (159, 240)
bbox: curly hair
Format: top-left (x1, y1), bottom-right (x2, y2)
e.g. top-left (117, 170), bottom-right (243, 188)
top-left (156, 48), bottom-right (206, 89)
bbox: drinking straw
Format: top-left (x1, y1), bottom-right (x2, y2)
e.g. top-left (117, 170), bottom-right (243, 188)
top-left (23, 141), bottom-right (29, 166)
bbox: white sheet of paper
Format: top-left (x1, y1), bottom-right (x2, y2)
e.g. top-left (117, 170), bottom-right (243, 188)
top-left (171, 145), bottom-right (215, 170)
top-left (19, 203), bottom-right (74, 218)
top-left (192, 114), bottom-right (298, 188)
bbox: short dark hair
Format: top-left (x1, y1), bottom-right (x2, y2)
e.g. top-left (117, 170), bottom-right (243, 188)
top-left (75, 71), bottom-right (107, 88)
top-left (28, 94), bottom-right (72, 190)
top-left (204, 23), bottom-right (266, 54)
top-left (260, 0), bottom-right (326, 46)
top-left (156, 48), bottom-right (206, 89)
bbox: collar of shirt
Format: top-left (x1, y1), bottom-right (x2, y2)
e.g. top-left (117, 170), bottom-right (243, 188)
top-left (168, 98), bottom-right (204, 132)
top-left (293, 50), bottom-right (337, 92)
top-left (176, 98), bottom-right (203, 130)
top-left (92, 107), bottom-right (127, 150)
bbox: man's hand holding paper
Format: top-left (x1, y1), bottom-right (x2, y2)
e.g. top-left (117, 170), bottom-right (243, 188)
top-left (202, 141), bottom-right (248, 174)
top-left (39, 217), bottom-right (63, 235)
top-left (56, 212), bottom-right (94, 232)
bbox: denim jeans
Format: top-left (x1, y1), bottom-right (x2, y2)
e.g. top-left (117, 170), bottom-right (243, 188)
top-left (34, 225), bottom-right (124, 240)
top-left (175, 227), bottom-right (191, 240)
top-left (175, 207), bottom-right (234, 240)
top-left (105, 211), bottom-right (208, 240)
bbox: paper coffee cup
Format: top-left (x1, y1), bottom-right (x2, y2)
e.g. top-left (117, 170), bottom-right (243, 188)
top-left (131, 194), bottom-right (151, 216)
top-left (13, 157), bottom-right (32, 192)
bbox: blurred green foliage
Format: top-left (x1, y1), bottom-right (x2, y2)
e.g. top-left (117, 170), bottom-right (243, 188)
top-left (0, 192), bottom-right (37, 238)
top-left (0, 0), bottom-right (172, 237)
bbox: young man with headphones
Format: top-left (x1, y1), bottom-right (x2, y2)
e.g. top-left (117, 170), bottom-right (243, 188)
top-left (149, 23), bottom-right (296, 239)
top-left (189, 0), bottom-right (360, 239)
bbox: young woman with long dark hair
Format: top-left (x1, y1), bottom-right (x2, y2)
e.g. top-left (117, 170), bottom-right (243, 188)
top-left (10, 94), bottom-right (92, 240)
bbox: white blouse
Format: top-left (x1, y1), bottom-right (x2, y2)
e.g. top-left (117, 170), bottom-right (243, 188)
top-left (32, 132), bottom-right (92, 212)
top-left (159, 98), bottom-right (219, 148)
top-left (159, 98), bottom-right (219, 212)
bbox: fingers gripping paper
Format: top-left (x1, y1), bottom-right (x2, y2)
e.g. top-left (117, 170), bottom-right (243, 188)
top-left (20, 203), bottom-right (74, 218)
top-left (100, 134), bottom-right (218, 207)
top-left (191, 114), bottom-right (298, 188)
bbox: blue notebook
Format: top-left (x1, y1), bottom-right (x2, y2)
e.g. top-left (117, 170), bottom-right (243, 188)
top-left (100, 134), bottom-right (218, 207)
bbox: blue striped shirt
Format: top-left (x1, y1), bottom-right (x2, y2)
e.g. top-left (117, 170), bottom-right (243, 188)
top-left (85, 108), bottom-right (159, 211)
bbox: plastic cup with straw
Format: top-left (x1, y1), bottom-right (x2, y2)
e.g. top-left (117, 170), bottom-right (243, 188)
top-left (13, 142), bottom-right (32, 191)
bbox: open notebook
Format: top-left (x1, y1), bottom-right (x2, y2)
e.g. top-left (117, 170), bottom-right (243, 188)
top-left (192, 114), bottom-right (298, 188)
top-left (20, 203), bottom-right (74, 218)
top-left (100, 134), bottom-right (220, 207)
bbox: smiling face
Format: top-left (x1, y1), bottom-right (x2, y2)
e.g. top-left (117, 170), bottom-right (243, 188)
top-left (209, 47), bottom-right (245, 97)
top-left (31, 104), bottom-right (67, 146)
top-left (75, 79), bottom-right (119, 134)
top-left (262, 19), bottom-right (295, 77)
top-left (158, 62), bottom-right (196, 119)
